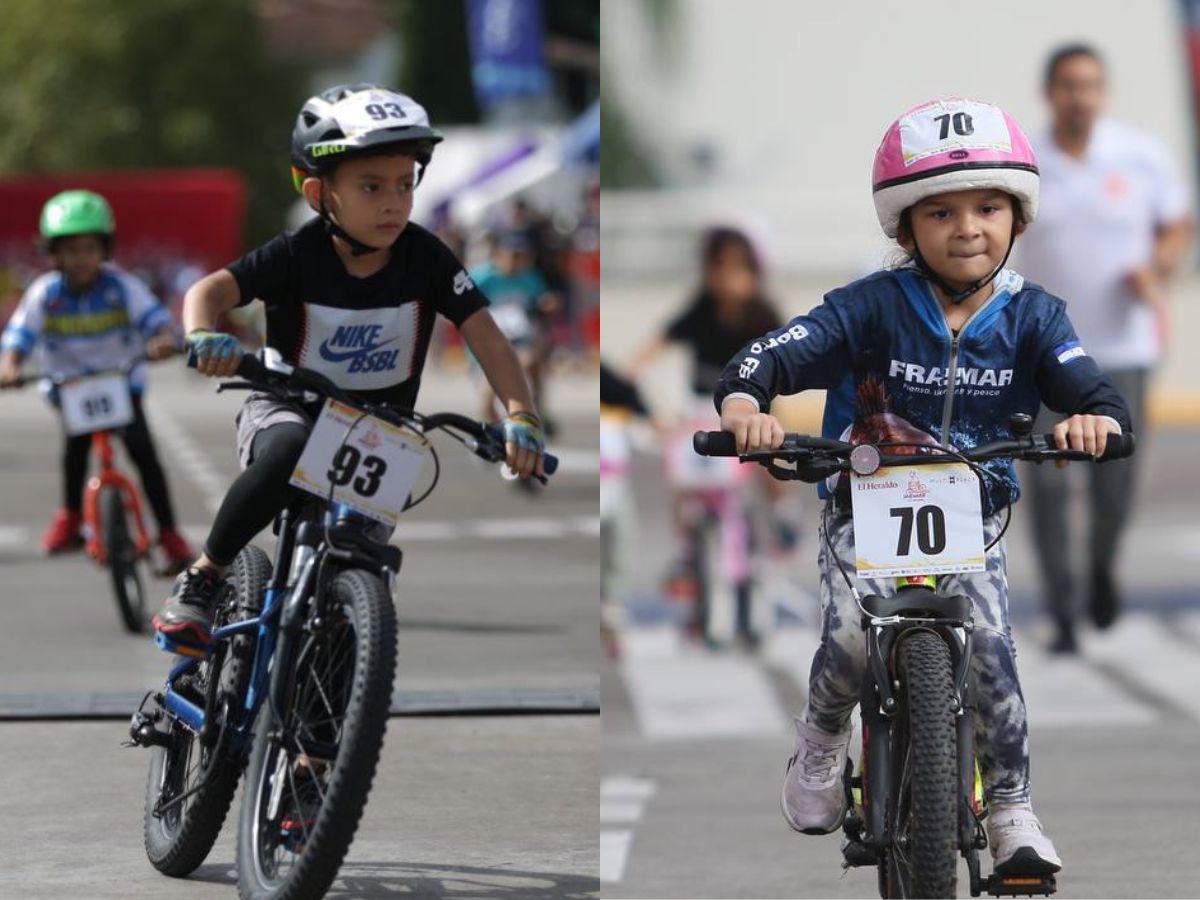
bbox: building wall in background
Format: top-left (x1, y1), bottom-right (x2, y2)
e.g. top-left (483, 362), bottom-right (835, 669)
top-left (601, 0), bottom-right (1195, 279)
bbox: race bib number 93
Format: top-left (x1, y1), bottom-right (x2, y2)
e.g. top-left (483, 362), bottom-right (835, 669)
top-left (290, 400), bottom-right (429, 527)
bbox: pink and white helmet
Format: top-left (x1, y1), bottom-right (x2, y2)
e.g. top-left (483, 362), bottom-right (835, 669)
top-left (872, 98), bottom-right (1039, 238)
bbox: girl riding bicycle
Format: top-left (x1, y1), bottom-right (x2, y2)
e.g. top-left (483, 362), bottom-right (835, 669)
top-left (715, 99), bottom-right (1131, 877)
top-left (628, 224), bottom-right (799, 644)
top-left (152, 84), bottom-right (545, 657)
top-left (0, 190), bottom-right (194, 572)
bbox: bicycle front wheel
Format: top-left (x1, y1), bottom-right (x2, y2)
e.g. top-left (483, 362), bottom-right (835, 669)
top-left (886, 630), bottom-right (959, 898)
top-left (237, 568), bottom-right (397, 900)
top-left (100, 486), bottom-right (145, 632)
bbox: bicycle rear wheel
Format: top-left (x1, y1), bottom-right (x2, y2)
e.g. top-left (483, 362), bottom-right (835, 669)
top-left (143, 546), bottom-right (267, 876)
top-left (886, 630), bottom-right (959, 898)
top-left (100, 486), bottom-right (145, 632)
top-left (237, 567), bottom-right (397, 900)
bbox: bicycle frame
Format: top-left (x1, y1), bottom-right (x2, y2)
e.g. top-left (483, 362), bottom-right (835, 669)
top-left (82, 429), bottom-right (152, 564)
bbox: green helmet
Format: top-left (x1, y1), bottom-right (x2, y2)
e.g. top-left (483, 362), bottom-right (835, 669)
top-left (39, 190), bottom-right (115, 241)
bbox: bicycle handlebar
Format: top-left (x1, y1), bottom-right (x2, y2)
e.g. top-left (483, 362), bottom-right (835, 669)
top-left (693, 428), bottom-right (1135, 467)
top-left (6, 348), bottom-right (183, 389)
top-left (202, 351), bottom-right (557, 476)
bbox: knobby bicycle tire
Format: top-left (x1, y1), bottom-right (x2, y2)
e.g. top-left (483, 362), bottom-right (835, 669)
top-left (888, 630), bottom-right (959, 898)
top-left (237, 567), bottom-right (397, 900)
top-left (143, 545), bottom-right (268, 876)
top-left (101, 486), bottom-right (144, 632)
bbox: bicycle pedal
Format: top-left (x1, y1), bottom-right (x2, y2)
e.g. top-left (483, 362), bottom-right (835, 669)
top-left (153, 631), bottom-right (211, 658)
top-left (984, 873), bottom-right (1057, 896)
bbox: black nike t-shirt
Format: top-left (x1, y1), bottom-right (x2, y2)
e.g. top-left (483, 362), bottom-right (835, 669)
top-left (226, 218), bottom-right (487, 409)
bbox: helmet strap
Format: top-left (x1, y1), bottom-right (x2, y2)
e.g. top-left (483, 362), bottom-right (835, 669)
top-left (317, 193), bottom-right (383, 258)
top-left (912, 219), bottom-right (1018, 305)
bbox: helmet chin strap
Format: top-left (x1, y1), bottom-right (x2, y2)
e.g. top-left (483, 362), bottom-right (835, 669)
top-left (912, 219), bottom-right (1018, 305)
top-left (318, 194), bottom-right (383, 257)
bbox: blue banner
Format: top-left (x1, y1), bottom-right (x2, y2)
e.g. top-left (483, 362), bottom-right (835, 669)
top-left (463, 0), bottom-right (551, 110)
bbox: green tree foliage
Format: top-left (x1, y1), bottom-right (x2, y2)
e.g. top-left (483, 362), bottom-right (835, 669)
top-left (0, 0), bottom-right (312, 245)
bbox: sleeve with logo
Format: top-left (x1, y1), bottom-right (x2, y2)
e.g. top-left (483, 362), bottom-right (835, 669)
top-left (1033, 301), bottom-right (1131, 431)
top-left (430, 236), bottom-right (487, 326)
top-left (0, 276), bottom-right (50, 354)
top-left (227, 233), bottom-right (292, 309)
top-left (714, 289), bottom-right (858, 413)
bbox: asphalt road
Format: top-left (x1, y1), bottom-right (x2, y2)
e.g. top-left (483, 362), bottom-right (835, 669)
top-left (602, 425), bottom-right (1200, 898)
top-left (0, 361), bottom-right (599, 898)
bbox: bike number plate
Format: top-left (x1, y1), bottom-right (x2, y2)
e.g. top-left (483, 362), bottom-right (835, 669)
top-left (289, 400), bottom-right (428, 528)
top-left (59, 373), bottom-right (134, 436)
top-left (849, 462), bottom-right (985, 578)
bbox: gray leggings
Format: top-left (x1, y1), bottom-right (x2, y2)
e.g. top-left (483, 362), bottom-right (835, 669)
top-left (803, 511), bottom-right (1031, 805)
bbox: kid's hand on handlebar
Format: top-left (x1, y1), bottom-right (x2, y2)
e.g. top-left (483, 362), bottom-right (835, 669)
top-left (1051, 414), bottom-right (1123, 468)
top-left (0, 358), bottom-right (21, 389)
top-left (185, 329), bottom-right (241, 378)
top-left (502, 411), bottom-right (546, 479)
top-left (719, 399), bottom-right (784, 454)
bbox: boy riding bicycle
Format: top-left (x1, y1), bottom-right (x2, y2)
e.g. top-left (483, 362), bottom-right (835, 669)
top-left (152, 84), bottom-right (545, 657)
top-left (0, 189), bottom-right (194, 571)
top-left (715, 99), bottom-right (1131, 877)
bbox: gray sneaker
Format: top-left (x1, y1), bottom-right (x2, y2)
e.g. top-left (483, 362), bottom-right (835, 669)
top-left (986, 803), bottom-right (1062, 875)
top-left (780, 718), bottom-right (852, 834)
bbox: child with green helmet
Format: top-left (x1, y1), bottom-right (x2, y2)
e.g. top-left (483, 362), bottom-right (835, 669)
top-left (0, 189), bottom-right (195, 569)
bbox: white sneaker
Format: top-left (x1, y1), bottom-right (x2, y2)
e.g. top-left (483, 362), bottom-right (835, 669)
top-left (780, 718), bottom-right (852, 834)
top-left (986, 802), bottom-right (1062, 875)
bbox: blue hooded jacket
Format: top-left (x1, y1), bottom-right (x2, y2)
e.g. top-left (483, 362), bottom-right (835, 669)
top-left (714, 268), bottom-right (1131, 516)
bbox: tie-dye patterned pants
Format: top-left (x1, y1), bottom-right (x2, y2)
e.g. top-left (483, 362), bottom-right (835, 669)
top-left (802, 509), bottom-right (1031, 805)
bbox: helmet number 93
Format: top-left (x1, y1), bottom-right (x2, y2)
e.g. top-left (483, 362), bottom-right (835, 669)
top-left (366, 102), bottom-right (407, 121)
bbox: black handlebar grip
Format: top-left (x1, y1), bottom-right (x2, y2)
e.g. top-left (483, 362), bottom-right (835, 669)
top-left (1039, 430), bottom-right (1136, 462)
top-left (542, 453), bottom-right (558, 475)
top-left (235, 353), bottom-right (266, 381)
top-left (693, 430), bottom-right (738, 457)
top-left (1098, 430), bottom-right (1135, 462)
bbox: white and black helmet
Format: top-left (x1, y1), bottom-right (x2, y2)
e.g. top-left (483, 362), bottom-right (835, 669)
top-left (290, 83), bottom-right (442, 192)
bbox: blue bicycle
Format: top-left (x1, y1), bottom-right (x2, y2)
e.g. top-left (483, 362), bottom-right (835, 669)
top-left (128, 353), bottom-right (556, 899)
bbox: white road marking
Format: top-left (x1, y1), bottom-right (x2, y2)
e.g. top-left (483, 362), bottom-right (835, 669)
top-left (1012, 629), bottom-right (1157, 727)
top-left (599, 830), bottom-right (633, 883)
top-left (599, 776), bottom-right (658, 883)
top-left (600, 775), bottom-right (657, 822)
top-left (0, 526), bottom-right (27, 547)
top-left (143, 397), bottom-right (231, 514)
top-left (762, 626), bottom-right (824, 697)
top-left (1085, 614), bottom-right (1200, 721)
top-left (621, 650), bottom-right (788, 739)
top-left (0, 515), bottom-right (602, 550)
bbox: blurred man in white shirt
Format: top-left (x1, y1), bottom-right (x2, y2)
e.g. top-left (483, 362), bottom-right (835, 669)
top-left (1016, 44), bottom-right (1193, 652)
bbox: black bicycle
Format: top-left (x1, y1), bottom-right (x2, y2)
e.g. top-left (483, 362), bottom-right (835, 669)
top-left (695, 413), bottom-right (1133, 898)
top-left (128, 353), bottom-right (557, 899)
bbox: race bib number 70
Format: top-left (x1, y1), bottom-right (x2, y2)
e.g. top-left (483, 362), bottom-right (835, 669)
top-left (290, 400), bottom-right (429, 528)
top-left (850, 462), bottom-right (985, 578)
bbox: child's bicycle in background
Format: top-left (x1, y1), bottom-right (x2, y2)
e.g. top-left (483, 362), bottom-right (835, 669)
top-left (6, 353), bottom-right (177, 632)
top-left (696, 413), bottom-right (1135, 898)
top-left (128, 353), bottom-right (557, 899)
top-left (662, 405), bottom-right (759, 648)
